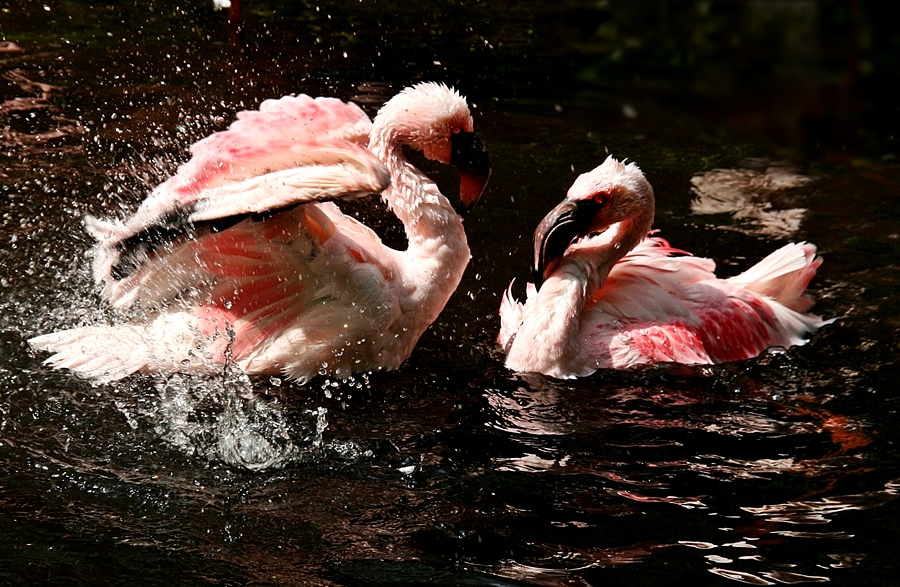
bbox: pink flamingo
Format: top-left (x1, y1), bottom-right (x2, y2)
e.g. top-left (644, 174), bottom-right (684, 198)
top-left (499, 157), bottom-right (827, 379)
top-left (30, 83), bottom-right (491, 383)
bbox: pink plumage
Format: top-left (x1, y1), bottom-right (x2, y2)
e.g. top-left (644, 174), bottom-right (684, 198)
top-left (30, 83), bottom-right (491, 384)
top-left (499, 157), bottom-right (828, 379)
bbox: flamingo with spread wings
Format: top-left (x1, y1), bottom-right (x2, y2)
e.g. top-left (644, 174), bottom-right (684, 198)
top-left (30, 83), bottom-right (491, 383)
top-left (499, 157), bottom-right (827, 379)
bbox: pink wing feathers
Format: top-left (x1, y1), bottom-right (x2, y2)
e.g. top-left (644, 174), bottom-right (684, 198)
top-left (32, 201), bottom-right (404, 383)
top-left (139, 94), bottom-right (377, 215)
top-left (726, 242), bottom-right (822, 312)
top-left (583, 237), bottom-right (826, 369)
top-left (86, 95), bottom-right (391, 308)
top-left (186, 203), bottom-right (403, 374)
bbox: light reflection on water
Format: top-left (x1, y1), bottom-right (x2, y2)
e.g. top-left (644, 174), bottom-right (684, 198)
top-left (473, 374), bottom-right (889, 585)
top-left (743, 481), bottom-right (899, 524)
top-left (690, 161), bottom-right (814, 240)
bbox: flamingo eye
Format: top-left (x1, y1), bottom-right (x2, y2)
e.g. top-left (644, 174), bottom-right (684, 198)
top-left (451, 126), bottom-right (462, 135)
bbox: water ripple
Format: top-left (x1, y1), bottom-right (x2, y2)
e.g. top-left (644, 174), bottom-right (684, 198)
top-left (741, 480), bottom-right (899, 524)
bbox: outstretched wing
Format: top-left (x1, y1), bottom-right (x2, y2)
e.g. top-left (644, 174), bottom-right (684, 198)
top-left (132, 94), bottom-right (378, 225)
top-left (30, 203), bottom-right (405, 383)
top-left (87, 94), bottom-right (390, 306)
top-left (184, 203), bottom-right (404, 379)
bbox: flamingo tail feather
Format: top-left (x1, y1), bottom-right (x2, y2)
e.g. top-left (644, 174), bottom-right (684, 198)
top-left (28, 313), bottom-right (211, 383)
top-left (728, 242), bottom-right (822, 313)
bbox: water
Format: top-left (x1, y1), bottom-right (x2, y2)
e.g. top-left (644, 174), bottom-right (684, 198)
top-left (2, 1), bottom-right (899, 585)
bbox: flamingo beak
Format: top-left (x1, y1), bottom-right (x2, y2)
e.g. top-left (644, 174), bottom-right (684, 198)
top-left (533, 198), bottom-right (602, 289)
top-left (450, 131), bottom-right (492, 217)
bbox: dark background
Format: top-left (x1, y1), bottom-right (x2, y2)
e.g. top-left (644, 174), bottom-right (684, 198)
top-left (2, 2), bottom-right (899, 586)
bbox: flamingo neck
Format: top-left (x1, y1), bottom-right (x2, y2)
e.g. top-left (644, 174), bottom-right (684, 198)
top-left (368, 126), bottom-right (470, 334)
top-left (384, 146), bottom-right (463, 243)
top-left (567, 214), bottom-right (651, 296)
top-left (506, 213), bottom-right (653, 377)
top-left (368, 121), bottom-right (465, 243)
top-left (508, 265), bottom-right (592, 377)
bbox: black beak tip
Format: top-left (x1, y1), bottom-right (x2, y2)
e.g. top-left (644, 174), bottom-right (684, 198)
top-left (454, 198), bottom-right (476, 218)
top-left (532, 267), bottom-right (545, 290)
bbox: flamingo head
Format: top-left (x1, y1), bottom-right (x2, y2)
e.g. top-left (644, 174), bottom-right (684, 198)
top-left (375, 82), bottom-right (492, 216)
top-left (533, 157), bottom-right (654, 287)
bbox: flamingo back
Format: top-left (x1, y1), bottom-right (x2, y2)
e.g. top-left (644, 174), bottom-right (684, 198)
top-left (583, 238), bottom-right (826, 369)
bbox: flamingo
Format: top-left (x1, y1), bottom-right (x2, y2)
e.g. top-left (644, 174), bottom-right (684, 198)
top-left (29, 82), bottom-right (491, 384)
top-left (498, 156), bottom-right (827, 379)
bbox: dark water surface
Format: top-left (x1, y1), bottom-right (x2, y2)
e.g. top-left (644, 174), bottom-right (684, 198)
top-left (2, 1), bottom-right (899, 585)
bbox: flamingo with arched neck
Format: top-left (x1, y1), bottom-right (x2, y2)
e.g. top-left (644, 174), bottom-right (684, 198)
top-left (30, 82), bottom-right (491, 383)
top-left (499, 156), bottom-right (827, 379)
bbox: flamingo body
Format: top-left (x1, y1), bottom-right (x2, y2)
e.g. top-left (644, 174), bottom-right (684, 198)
top-left (30, 83), bottom-right (491, 383)
top-left (499, 157), bottom-right (827, 379)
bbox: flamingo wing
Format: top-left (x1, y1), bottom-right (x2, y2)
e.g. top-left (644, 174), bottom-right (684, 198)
top-left (584, 238), bottom-right (824, 368)
top-left (87, 94), bottom-right (392, 307)
top-left (29, 202), bottom-right (404, 382)
top-left (186, 203), bottom-right (403, 378)
top-left (726, 242), bottom-right (822, 312)
top-left (186, 141), bottom-right (388, 222)
top-left (134, 94), bottom-right (377, 221)
top-left (582, 244), bottom-right (715, 368)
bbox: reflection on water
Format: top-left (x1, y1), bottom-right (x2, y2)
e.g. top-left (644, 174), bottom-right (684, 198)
top-left (485, 382), bottom-right (571, 437)
top-left (690, 161), bottom-right (814, 239)
top-left (474, 370), bottom-right (887, 585)
top-left (0, 67), bottom-right (84, 163)
top-left (743, 480), bottom-right (899, 525)
top-left (709, 567), bottom-right (830, 585)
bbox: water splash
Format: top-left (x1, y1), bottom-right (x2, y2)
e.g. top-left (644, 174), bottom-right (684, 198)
top-left (139, 372), bottom-right (329, 471)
